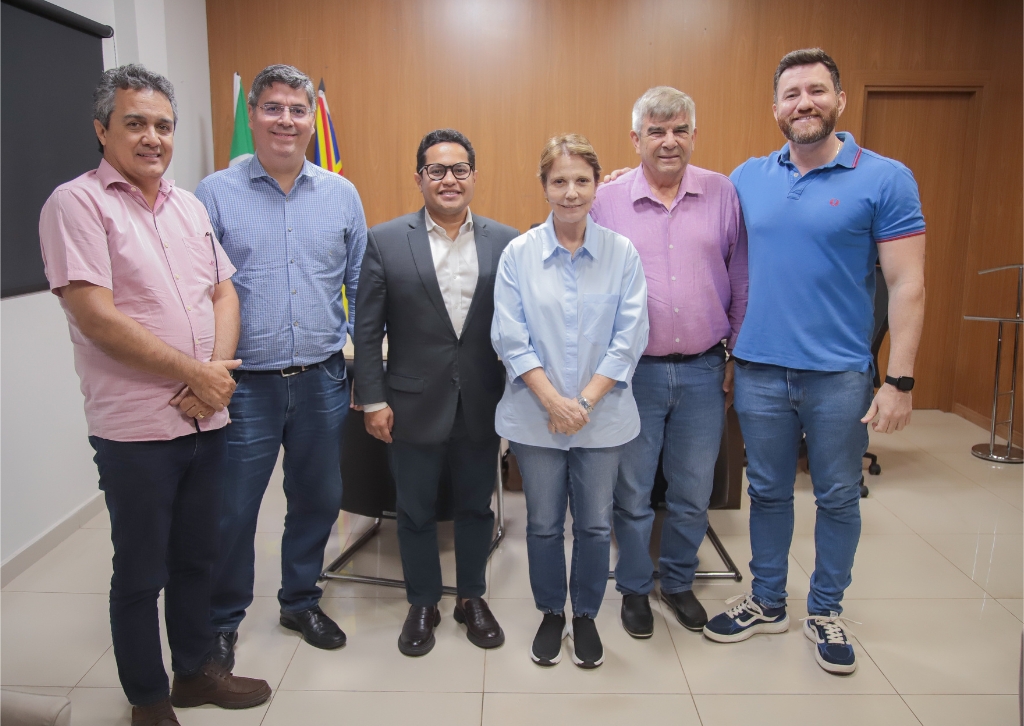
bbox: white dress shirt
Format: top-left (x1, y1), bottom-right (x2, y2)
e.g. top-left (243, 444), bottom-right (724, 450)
top-left (363, 209), bottom-right (479, 413)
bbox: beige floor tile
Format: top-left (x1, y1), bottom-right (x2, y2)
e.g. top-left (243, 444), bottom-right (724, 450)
top-left (975, 478), bottom-right (1024, 511)
top-left (498, 489), bottom-right (529, 539)
top-left (0, 686), bottom-right (72, 697)
top-left (998, 598), bottom-right (1023, 621)
top-left (903, 694), bottom-right (1021, 726)
top-left (790, 534), bottom-right (988, 600)
top-left (693, 694), bottom-right (921, 725)
top-left (691, 535), bottom-right (811, 605)
top-left (255, 449), bottom-right (286, 534)
top-left (870, 478), bottom-right (1023, 534)
top-left (82, 509), bottom-right (110, 529)
top-left (483, 693), bottom-right (701, 724)
top-left (68, 686), bottom-right (271, 726)
top-left (0, 592), bottom-right (110, 687)
top-left (78, 596), bottom-right (169, 688)
top-left (668, 610), bottom-right (896, 695)
top-left (263, 690), bottom-right (482, 726)
top-left (482, 598), bottom-right (688, 694)
top-left (278, 597), bottom-right (485, 692)
top-left (233, 596), bottom-right (302, 689)
top-left (3, 528), bottom-right (112, 594)
top-left (919, 533), bottom-right (1023, 599)
top-left (850, 598), bottom-right (1021, 694)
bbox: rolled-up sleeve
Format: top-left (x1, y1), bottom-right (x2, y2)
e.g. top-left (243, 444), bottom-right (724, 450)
top-left (595, 246), bottom-right (649, 383)
top-left (491, 246), bottom-right (543, 382)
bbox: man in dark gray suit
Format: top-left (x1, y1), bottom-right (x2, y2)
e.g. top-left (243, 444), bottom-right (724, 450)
top-left (353, 129), bottom-right (518, 657)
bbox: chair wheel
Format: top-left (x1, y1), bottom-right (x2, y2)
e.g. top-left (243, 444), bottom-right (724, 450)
top-left (868, 463), bottom-right (881, 475)
top-left (860, 484), bottom-right (869, 498)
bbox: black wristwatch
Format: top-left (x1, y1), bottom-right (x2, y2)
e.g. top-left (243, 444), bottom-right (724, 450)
top-left (884, 375), bottom-right (915, 392)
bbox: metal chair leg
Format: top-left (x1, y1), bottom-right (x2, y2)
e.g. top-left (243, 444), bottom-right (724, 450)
top-left (608, 524), bottom-right (743, 583)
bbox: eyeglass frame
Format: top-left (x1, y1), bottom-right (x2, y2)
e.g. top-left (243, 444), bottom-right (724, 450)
top-left (255, 102), bottom-right (312, 119)
top-left (418, 162), bottom-right (475, 181)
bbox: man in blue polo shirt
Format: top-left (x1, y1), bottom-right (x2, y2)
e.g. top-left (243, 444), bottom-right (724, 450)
top-left (703, 48), bottom-right (926, 675)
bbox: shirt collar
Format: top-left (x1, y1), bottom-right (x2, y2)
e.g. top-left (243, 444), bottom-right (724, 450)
top-left (96, 158), bottom-right (173, 197)
top-left (425, 208), bottom-right (474, 237)
top-left (630, 164), bottom-right (702, 206)
top-left (540, 213), bottom-right (598, 262)
top-left (777, 131), bottom-right (860, 169)
top-left (247, 154), bottom-right (315, 185)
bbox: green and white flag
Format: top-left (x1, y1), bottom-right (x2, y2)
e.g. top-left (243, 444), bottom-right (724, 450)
top-left (229, 72), bottom-right (254, 166)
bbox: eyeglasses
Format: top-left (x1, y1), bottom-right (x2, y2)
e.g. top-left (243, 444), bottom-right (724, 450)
top-left (419, 163), bottom-right (473, 181)
top-left (257, 103), bottom-right (310, 119)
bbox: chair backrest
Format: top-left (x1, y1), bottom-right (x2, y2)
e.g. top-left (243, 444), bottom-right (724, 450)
top-left (871, 264), bottom-right (890, 388)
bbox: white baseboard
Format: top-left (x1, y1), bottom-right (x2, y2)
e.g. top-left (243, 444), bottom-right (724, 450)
top-left (0, 492), bottom-right (105, 588)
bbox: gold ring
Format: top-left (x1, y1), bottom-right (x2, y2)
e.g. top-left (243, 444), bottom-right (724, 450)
top-left (197, 413), bottom-right (205, 419)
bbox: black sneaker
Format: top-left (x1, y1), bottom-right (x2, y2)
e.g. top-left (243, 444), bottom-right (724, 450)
top-left (530, 612), bottom-right (567, 666)
top-left (620, 594), bottom-right (654, 639)
top-left (569, 615), bottom-right (604, 669)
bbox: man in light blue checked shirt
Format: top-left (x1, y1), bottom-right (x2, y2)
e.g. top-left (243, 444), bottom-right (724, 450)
top-left (194, 64), bottom-right (366, 662)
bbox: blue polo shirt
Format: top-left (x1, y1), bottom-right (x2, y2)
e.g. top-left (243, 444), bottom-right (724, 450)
top-left (730, 132), bottom-right (925, 372)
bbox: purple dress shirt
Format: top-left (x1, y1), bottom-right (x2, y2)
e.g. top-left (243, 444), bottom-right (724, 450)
top-left (591, 164), bottom-right (748, 355)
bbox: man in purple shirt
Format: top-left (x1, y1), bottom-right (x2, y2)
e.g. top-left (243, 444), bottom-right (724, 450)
top-left (591, 86), bottom-right (748, 638)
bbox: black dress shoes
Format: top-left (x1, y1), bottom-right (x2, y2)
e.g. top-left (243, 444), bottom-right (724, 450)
top-left (661, 589), bottom-right (708, 631)
top-left (279, 605), bottom-right (347, 649)
top-left (398, 605), bottom-right (441, 657)
top-left (210, 631), bottom-right (237, 672)
top-left (453, 598), bottom-right (505, 649)
top-left (620, 594), bottom-right (654, 639)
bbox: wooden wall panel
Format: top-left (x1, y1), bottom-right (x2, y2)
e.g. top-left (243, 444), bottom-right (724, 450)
top-left (205, 0), bottom-right (1023, 431)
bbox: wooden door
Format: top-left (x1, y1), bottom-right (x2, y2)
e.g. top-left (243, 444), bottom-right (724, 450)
top-left (862, 91), bottom-right (979, 410)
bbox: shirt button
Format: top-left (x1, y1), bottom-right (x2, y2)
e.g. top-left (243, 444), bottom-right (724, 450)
top-left (293, 321), bottom-right (299, 326)
top-left (669, 244), bottom-right (674, 249)
top-left (163, 243), bottom-right (169, 249)
top-left (675, 337), bottom-right (680, 343)
top-left (174, 274), bottom-right (180, 280)
top-left (793, 172), bottom-right (799, 177)
top-left (671, 276), bottom-right (676, 281)
top-left (187, 305), bottom-right (192, 311)
top-left (292, 289), bottom-right (297, 295)
top-left (674, 307), bottom-right (679, 313)
top-left (288, 228), bottom-right (292, 232)
top-left (131, 186), bottom-right (138, 192)
top-left (290, 259), bottom-right (295, 264)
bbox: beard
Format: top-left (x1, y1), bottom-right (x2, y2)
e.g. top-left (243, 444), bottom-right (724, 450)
top-left (779, 104), bottom-right (839, 144)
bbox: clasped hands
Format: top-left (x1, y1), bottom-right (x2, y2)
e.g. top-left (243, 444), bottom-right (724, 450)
top-left (169, 358), bottom-right (243, 420)
top-left (545, 394), bottom-right (590, 435)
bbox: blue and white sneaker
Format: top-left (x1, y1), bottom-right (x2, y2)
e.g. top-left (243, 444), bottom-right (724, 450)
top-left (802, 612), bottom-right (859, 674)
top-left (703, 593), bottom-right (789, 643)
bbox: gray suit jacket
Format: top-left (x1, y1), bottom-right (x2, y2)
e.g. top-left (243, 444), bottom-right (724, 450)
top-left (353, 208), bottom-right (518, 445)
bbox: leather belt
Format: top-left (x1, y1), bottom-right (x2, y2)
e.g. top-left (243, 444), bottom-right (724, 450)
top-left (641, 341), bottom-right (726, 363)
top-left (241, 350), bottom-right (342, 378)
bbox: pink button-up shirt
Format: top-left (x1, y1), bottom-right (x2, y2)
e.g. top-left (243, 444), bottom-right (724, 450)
top-left (39, 159), bottom-right (236, 442)
top-left (591, 164), bottom-right (748, 356)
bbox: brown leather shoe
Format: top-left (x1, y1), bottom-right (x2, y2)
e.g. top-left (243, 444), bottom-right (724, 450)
top-left (454, 597), bottom-right (505, 649)
top-left (398, 604), bottom-right (441, 656)
top-left (169, 661), bottom-right (271, 710)
top-left (131, 697), bottom-right (179, 725)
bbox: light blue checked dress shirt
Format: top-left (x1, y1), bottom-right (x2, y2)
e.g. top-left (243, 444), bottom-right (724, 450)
top-left (491, 214), bottom-right (649, 450)
top-left (195, 156), bottom-right (367, 370)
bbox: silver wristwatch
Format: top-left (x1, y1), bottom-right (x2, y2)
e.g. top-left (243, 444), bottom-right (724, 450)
top-left (576, 395), bottom-right (594, 414)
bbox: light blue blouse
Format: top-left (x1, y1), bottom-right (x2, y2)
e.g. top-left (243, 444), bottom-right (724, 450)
top-left (491, 214), bottom-right (649, 450)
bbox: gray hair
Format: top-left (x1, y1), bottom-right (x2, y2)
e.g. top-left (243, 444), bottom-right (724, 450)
top-left (631, 86), bottom-right (696, 135)
top-left (248, 64), bottom-right (315, 109)
top-left (93, 63), bottom-right (177, 128)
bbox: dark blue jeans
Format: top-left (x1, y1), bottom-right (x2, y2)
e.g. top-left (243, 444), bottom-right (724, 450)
top-left (614, 350), bottom-right (726, 596)
top-left (511, 442), bottom-right (621, 619)
top-left (90, 428), bottom-right (226, 706)
top-left (733, 360), bottom-right (872, 615)
top-left (210, 353), bottom-right (348, 631)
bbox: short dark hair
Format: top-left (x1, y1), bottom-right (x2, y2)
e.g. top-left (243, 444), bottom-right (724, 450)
top-left (416, 129), bottom-right (475, 172)
top-left (93, 64), bottom-right (177, 152)
top-left (248, 64), bottom-right (315, 109)
top-left (773, 48), bottom-right (842, 99)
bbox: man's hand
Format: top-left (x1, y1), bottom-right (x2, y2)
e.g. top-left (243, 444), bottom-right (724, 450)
top-left (350, 383), bottom-right (363, 411)
top-left (723, 359), bottom-right (735, 409)
top-left (861, 384), bottom-right (912, 433)
top-left (169, 386), bottom-right (215, 419)
top-left (187, 359), bottom-right (242, 410)
top-left (601, 167), bottom-right (633, 184)
top-left (545, 395), bottom-right (589, 435)
top-left (365, 406), bottom-right (394, 443)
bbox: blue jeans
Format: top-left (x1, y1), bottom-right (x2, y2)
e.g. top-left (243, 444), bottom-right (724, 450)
top-left (510, 442), bottom-right (621, 619)
top-left (210, 352), bottom-right (348, 630)
top-left (90, 429), bottom-right (226, 706)
top-left (614, 349), bottom-right (726, 596)
top-left (733, 360), bottom-right (872, 615)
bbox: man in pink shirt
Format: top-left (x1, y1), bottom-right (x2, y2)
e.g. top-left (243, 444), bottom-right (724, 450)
top-left (38, 64), bottom-right (270, 726)
top-left (590, 86), bottom-right (748, 639)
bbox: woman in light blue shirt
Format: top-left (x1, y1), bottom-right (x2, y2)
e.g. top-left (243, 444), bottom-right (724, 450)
top-left (491, 134), bottom-right (649, 669)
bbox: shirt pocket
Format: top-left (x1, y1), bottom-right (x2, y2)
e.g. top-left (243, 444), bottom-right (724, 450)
top-left (181, 234), bottom-right (218, 289)
top-left (580, 293), bottom-right (618, 347)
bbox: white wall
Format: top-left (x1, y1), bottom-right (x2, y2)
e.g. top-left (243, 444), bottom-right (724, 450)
top-left (1, 0), bottom-right (214, 566)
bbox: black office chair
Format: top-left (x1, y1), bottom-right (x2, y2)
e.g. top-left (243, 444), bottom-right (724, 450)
top-left (859, 264), bottom-right (889, 496)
